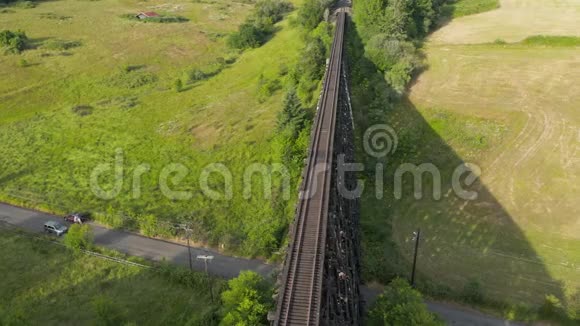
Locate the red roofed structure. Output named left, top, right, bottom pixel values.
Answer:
left=136, top=12, right=160, bottom=19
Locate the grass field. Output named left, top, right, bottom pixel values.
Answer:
left=431, top=0, right=580, bottom=44
left=0, top=0, right=306, bottom=257
left=0, top=227, right=219, bottom=325
left=360, top=0, right=580, bottom=319
left=442, top=0, right=500, bottom=19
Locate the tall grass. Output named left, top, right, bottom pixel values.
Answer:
left=0, top=229, right=221, bottom=325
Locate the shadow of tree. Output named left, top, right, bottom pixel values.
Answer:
left=345, top=18, right=572, bottom=319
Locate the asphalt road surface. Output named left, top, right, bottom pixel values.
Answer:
left=0, top=203, right=275, bottom=279
left=0, top=202, right=522, bottom=325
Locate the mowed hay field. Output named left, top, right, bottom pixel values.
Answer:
left=432, top=0, right=580, bottom=44
left=0, top=0, right=304, bottom=256
left=367, top=0, right=580, bottom=311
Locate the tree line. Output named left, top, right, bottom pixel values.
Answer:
left=228, top=0, right=294, bottom=49
left=353, top=0, right=447, bottom=94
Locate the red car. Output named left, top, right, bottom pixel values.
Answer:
left=64, top=212, right=90, bottom=224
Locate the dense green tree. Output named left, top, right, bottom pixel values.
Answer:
left=296, top=37, right=326, bottom=101
left=367, top=278, right=443, bottom=326
left=297, top=0, right=333, bottom=31
left=309, top=21, right=334, bottom=51
left=228, top=22, right=270, bottom=49
left=254, top=0, right=293, bottom=24
left=412, top=0, right=436, bottom=36
left=365, top=34, right=419, bottom=72
left=220, top=271, right=273, bottom=326
left=384, top=59, right=414, bottom=94
left=353, top=0, right=445, bottom=97
left=63, top=224, right=93, bottom=251
left=228, top=0, right=292, bottom=50
left=353, top=0, right=387, bottom=41
left=382, top=0, right=413, bottom=40
left=278, top=88, right=306, bottom=133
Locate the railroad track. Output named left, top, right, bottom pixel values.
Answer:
left=274, top=10, right=347, bottom=326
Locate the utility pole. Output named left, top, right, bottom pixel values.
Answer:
left=197, top=255, right=215, bottom=303
left=186, top=233, right=193, bottom=271
left=175, top=223, right=194, bottom=271
left=411, top=228, right=421, bottom=287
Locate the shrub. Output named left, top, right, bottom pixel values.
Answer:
left=539, top=294, right=566, bottom=320
left=120, top=13, right=188, bottom=23
left=174, top=78, right=183, bottom=92
left=0, top=307, right=29, bottom=325
left=365, top=35, right=419, bottom=72
left=155, top=262, right=211, bottom=291
left=139, top=214, right=158, bottom=237
left=227, top=0, right=291, bottom=50
left=384, top=59, right=415, bottom=95
left=145, top=15, right=188, bottom=23
left=39, top=12, right=72, bottom=20
left=277, top=88, right=306, bottom=133
left=42, top=39, right=81, bottom=51
left=462, top=278, right=484, bottom=304
left=568, top=289, right=580, bottom=321
left=367, top=278, right=443, bottom=325
left=364, top=34, right=421, bottom=95
left=188, top=68, right=206, bottom=83
left=253, top=0, right=293, bottom=23
left=71, top=105, right=94, bottom=116
left=0, top=29, right=28, bottom=54
left=108, top=69, right=158, bottom=89
left=96, top=212, right=124, bottom=229
left=278, top=63, right=288, bottom=76
left=256, top=75, right=281, bottom=102
left=63, top=224, right=93, bottom=251
left=92, top=295, right=127, bottom=326
left=227, top=22, right=271, bottom=49
left=297, top=0, right=332, bottom=31
left=13, top=0, right=36, bottom=8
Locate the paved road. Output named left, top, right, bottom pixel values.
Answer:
left=0, top=203, right=275, bottom=279
left=361, top=287, right=522, bottom=326
left=426, top=302, right=522, bottom=326
left=0, top=202, right=523, bottom=325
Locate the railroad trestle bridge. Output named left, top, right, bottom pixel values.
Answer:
left=273, top=10, right=362, bottom=326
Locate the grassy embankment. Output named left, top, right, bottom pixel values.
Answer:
left=0, top=0, right=306, bottom=258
